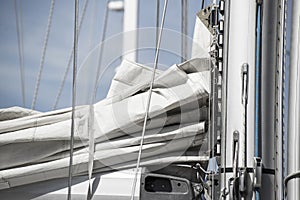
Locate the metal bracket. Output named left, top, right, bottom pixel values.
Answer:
left=239, top=168, right=247, bottom=195
left=228, top=131, right=240, bottom=199
left=253, top=157, right=262, bottom=189
left=257, top=0, right=263, bottom=5
left=232, top=131, right=239, bottom=178
left=241, top=63, right=249, bottom=105
left=228, top=178, right=236, bottom=200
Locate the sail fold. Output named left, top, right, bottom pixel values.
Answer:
left=0, top=58, right=210, bottom=189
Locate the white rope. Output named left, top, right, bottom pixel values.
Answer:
left=156, top=0, right=160, bottom=46
left=130, top=0, right=168, bottom=199
left=181, top=0, right=188, bottom=62
left=93, top=0, right=110, bottom=96
left=31, top=0, right=55, bottom=110
left=14, top=0, right=25, bottom=107
left=67, top=0, right=79, bottom=199
left=52, top=0, right=89, bottom=110
left=87, top=0, right=110, bottom=195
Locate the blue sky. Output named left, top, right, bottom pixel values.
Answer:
left=0, top=0, right=203, bottom=111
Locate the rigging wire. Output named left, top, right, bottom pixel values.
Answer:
left=93, top=0, right=110, bottom=96
left=52, top=0, right=89, bottom=110
left=31, top=0, right=55, bottom=110
left=67, top=0, right=79, bottom=199
left=130, top=0, right=168, bottom=199
left=181, top=0, right=188, bottom=62
left=14, top=0, right=25, bottom=107
left=156, top=0, right=160, bottom=46
left=201, top=0, right=205, bottom=9
left=87, top=0, right=110, bottom=195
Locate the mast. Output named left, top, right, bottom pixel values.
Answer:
left=220, top=0, right=257, bottom=198
left=286, top=0, right=300, bottom=199
left=260, top=0, right=287, bottom=199
left=122, top=0, right=138, bottom=62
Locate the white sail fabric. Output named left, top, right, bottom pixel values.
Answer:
left=107, top=59, right=163, bottom=98
left=0, top=106, right=40, bottom=121
left=0, top=58, right=210, bottom=189
left=191, top=13, right=213, bottom=59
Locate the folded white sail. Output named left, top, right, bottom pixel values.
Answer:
left=0, top=58, right=210, bottom=189
left=0, top=106, right=40, bottom=121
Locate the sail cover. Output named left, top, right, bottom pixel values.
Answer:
left=0, top=58, right=210, bottom=189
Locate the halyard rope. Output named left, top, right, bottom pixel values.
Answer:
left=31, top=0, right=55, bottom=110
left=14, top=0, right=25, bottom=107
left=52, top=0, right=89, bottom=110
left=130, top=0, right=168, bottom=199
left=67, top=0, right=79, bottom=199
